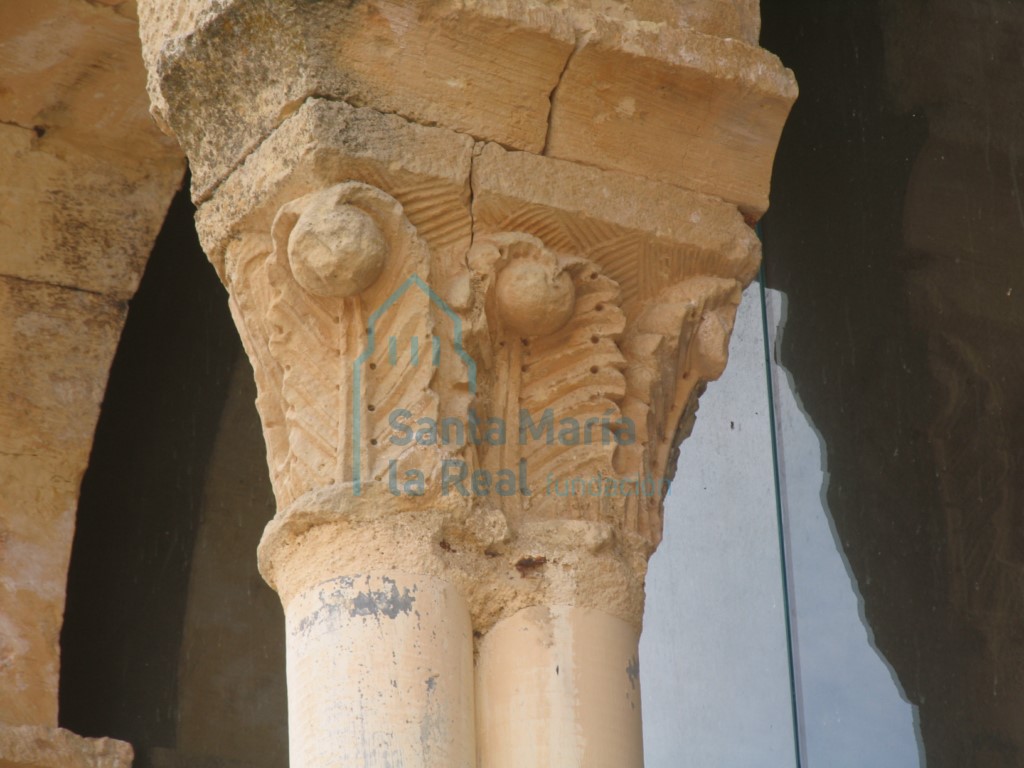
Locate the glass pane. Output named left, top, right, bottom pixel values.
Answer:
left=641, top=282, right=797, bottom=767
left=767, top=288, right=924, bottom=767
left=762, top=1, right=1024, bottom=764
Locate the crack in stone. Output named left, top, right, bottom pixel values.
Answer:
left=196, top=90, right=495, bottom=207
left=193, top=89, right=345, bottom=205
left=82, top=0, right=138, bottom=22
left=0, top=119, right=45, bottom=138
left=196, top=92, right=486, bottom=206
left=542, top=38, right=583, bottom=156
left=467, top=141, right=484, bottom=252
left=0, top=272, right=112, bottom=299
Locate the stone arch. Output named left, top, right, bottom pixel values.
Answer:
left=0, top=2, right=182, bottom=761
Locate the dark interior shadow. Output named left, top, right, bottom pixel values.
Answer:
left=59, top=182, right=288, bottom=766
left=761, top=0, right=1024, bottom=764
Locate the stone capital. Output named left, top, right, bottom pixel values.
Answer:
left=197, top=97, right=763, bottom=627
left=138, top=2, right=795, bottom=764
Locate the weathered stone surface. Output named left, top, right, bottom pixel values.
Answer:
left=472, top=141, right=762, bottom=293
left=0, top=279, right=127, bottom=727
left=139, top=0, right=764, bottom=199
left=191, top=100, right=475, bottom=515
left=0, top=0, right=151, bottom=146
left=0, top=125, right=178, bottom=298
left=138, top=0, right=762, bottom=87
left=141, top=0, right=575, bottom=198
left=283, top=571, right=475, bottom=767
left=653, top=0, right=762, bottom=42
left=0, top=0, right=795, bottom=759
left=195, top=99, right=475, bottom=276
left=476, top=606, right=644, bottom=767
left=0, top=0, right=182, bottom=296
left=225, top=112, right=755, bottom=768
left=545, top=19, right=796, bottom=215
left=140, top=0, right=793, bottom=212
left=0, top=724, right=132, bottom=768
left=196, top=97, right=756, bottom=548
left=0, top=0, right=184, bottom=730
left=466, top=144, right=758, bottom=542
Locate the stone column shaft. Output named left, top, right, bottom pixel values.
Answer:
left=476, top=606, right=644, bottom=767
left=284, top=572, right=473, bottom=767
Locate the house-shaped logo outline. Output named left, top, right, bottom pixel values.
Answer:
left=352, top=274, right=477, bottom=495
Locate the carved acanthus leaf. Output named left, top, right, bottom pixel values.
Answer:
left=464, top=233, right=628, bottom=523
left=618, top=276, right=741, bottom=545
left=260, top=182, right=441, bottom=508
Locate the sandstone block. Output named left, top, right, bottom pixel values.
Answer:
left=0, top=125, right=178, bottom=298
left=545, top=20, right=797, bottom=216
left=148, top=0, right=576, bottom=198
left=471, top=141, right=762, bottom=308
left=0, top=725, right=132, bottom=768
left=0, top=279, right=125, bottom=726
left=195, top=98, right=475, bottom=276
left=0, top=0, right=183, bottom=297
left=142, top=0, right=793, bottom=213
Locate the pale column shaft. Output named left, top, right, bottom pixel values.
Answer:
left=477, top=606, right=644, bottom=767
left=285, top=572, right=474, bottom=768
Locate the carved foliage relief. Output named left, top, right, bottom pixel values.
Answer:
left=226, top=181, right=742, bottom=547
